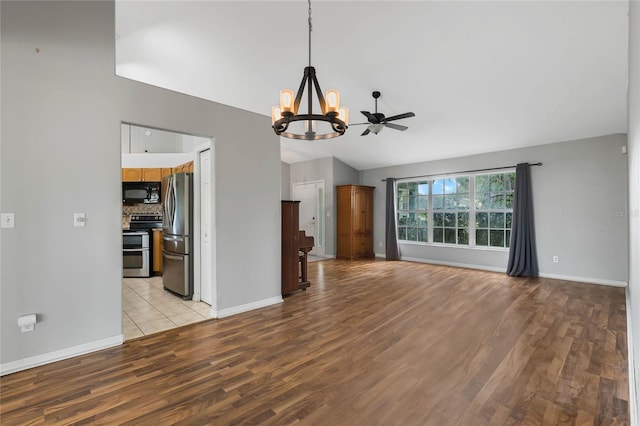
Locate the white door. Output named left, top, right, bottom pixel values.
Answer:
left=199, top=149, right=213, bottom=305
left=293, top=181, right=325, bottom=257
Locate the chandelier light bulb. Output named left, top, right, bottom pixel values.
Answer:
left=280, top=89, right=295, bottom=114
left=325, top=89, right=340, bottom=113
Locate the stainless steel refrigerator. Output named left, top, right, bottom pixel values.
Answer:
left=162, top=172, right=194, bottom=299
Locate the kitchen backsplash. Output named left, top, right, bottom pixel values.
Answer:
left=122, top=205, right=163, bottom=229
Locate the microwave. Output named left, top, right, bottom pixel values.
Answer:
left=122, top=181, right=161, bottom=204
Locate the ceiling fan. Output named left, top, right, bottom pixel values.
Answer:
left=350, top=91, right=415, bottom=136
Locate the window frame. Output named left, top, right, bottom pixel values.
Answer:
left=395, top=169, right=515, bottom=251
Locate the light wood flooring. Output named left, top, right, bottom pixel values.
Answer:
left=0, top=259, right=629, bottom=425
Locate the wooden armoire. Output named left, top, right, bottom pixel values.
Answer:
left=281, top=201, right=310, bottom=294
left=336, top=185, right=375, bottom=260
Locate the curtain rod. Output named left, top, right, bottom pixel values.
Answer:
left=381, top=162, right=542, bottom=182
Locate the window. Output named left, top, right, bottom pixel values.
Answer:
left=396, top=171, right=515, bottom=249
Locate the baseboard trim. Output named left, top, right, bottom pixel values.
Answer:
left=210, top=296, right=283, bottom=319
left=627, top=287, right=638, bottom=426
left=0, top=334, right=124, bottom=376
left=537, top=273, right=627, bottom=287
left=400, top=256, right=506, bottom=273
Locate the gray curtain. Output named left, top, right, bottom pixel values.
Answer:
left=507, top=163, right=538, bottom=276
left=385, top=178, right=400, bottom=260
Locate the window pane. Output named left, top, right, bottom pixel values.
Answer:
left=457, top=195, right=470, bottom=210
left=505, top=192, right=514, bottom=209
left=458, top=212, right=469, bottom=227
left=418, top=228, right=428, bottom=242
left=433, top=228, right=444, bottom=243
left=506, top=230, right=511, bottom=247
left=398, top=212, right=408, bottom=226
left=408, top=212, right=417, bottom=226
left=458, top=229, right=469, bottom=245
left=408, top=182, right=417, bottom=195
left=490, top=174, right=504, bottom=191
left=476, top=229, right=488, bottom=245
left=417, top=212, right=428, bottom=227
left=444, top=195, right=457, bottom=209
left=409, top=195, right=417, bottom=210
left=433, top=212, right=443, bottom=227
left=398, top=197, right=408, bottom=210
left=444, top=213, right=456, bottom=227
left=418, top=196, right=428, bottom=209
left=475, top=193, right=489, bottom=210
left=407, top=227, right=417, bottom=241
left=475, top=175, right=489, bottom=192
left=444, top=178, right=456, bottom=194
left=490, top=193, right=505, bottom=209
left=433, top=195, right=444, bottom=210
left=505, top=212, right=512, bottom=229
left=490, top=212, right=504, bottom=228
left=398, top=227, right=407, bottom=240
left=506, top=172, right=516, bottom=191
left=490, top=230, right=504, bottom=247
left=476, top=212, right=488, bottom=228
left=457, top=177, right=469, bottom=193
left=444, top=228, right=456, bottom=244
left=418, top=182, right=429, bottom=196
left=432, top=179, right=444, bottom=195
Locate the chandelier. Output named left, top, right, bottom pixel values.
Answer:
left=272, top=0, right=348, bottom=140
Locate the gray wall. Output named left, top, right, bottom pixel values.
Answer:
left=281, top=162, right=291, bottom=200
left=289, top=157, right=359, bottom=256
left=1, top=1, right=281, bottom=366
left=360, top=134, right=629, bottom=284
left=628, top=0, right=640, bottom=419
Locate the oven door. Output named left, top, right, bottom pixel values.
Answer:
left=123, top=248, right=150, bottom=277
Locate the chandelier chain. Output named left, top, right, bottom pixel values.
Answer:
left=308, top=0, right=312, bottom=68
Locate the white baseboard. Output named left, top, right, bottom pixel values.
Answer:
left=375, top=253, right=385, bottom=259
left=400, top=256, right=506, bottom=273
left=210, top=296, right=283, bottom=319
left=538, top=272, right=627, bottom=287
left=398, top=256, right=628, bottom=287
left=627, top=287, right=638, bottom=426
left=0, top=334, right=124, bottom=376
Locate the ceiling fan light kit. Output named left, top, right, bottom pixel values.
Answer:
left=272, top=0, right=348, bottom=141
left=351, top=91, right=416, bottom=136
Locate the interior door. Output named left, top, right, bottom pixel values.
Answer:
left=293, top=181, right=324, bottom=257
left=199, top=149, right=212, bottom=305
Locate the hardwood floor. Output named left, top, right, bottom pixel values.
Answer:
left=0, top=260, right=629, bottom=425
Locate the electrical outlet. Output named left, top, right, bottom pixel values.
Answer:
left=74, top=213, right=86, bottom=227
left=553, top=256, right=559, bottom=263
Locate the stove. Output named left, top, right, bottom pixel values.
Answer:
left=128, top=214, right=163, bottom=231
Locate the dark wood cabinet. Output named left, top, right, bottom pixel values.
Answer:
left=282, top=201, right=310, bottom=294
left=337, top=185, right=375, bottom=260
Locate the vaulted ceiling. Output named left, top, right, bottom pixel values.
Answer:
left=115, top=1, right=628, bottom=170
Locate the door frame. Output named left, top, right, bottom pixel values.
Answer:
left=292, top=180, right=325, bottom=257
left=192, top=139, right=216, bottom=313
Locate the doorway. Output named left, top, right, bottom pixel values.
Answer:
left=292, top=180, right=325, bottom=257
left=121, top=124, right=215, bottom=340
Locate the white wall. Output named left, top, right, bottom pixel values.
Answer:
left=281, top=162, right=291, bottom=200
left=0, top=0, right=281, bottom=372
left=627, top=0, right=640, bottom=420
left=360, top=134, right=628, bottom=285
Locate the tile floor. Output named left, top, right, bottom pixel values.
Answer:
left=123, top=276, right=211, bottom=340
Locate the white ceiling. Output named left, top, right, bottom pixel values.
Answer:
left=115, top=1, right=629, bottom=170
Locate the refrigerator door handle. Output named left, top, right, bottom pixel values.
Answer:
left=163, top=252, right=184, bottom=261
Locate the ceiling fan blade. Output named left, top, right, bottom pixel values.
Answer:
left=349, top=122, right=369, bottom=126
left=384, top=122, right=409, bottom=131
left=361, top=128, right=371, bottom=136
left=360, top=111, right=379, bottom=123
left=384, top=112, right=415, bottom=122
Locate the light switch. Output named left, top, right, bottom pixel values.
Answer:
left=1, top=213, right=15, bottom=228
left=74, top=213, right=86, bottom=227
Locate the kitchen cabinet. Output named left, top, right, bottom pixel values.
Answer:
left=172, top=161, right=194, bottom=174
left=161, top=168, right=172, bottom=179
left=152, top=229, right=163, bottom=274
left=122, top=168, right=163, bottom=182
left=336, top=185, right=375, bottom=260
